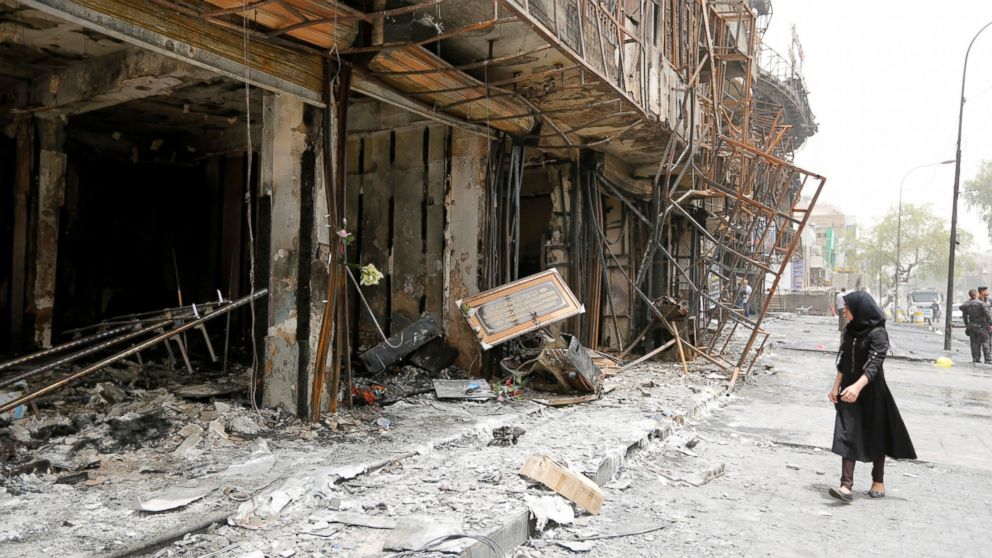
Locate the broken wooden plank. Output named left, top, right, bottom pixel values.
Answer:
left=620, top=338, right=676, bottom=371
left=519, top=454, right=605, bottom=515
left=358, top=315, right=441, bottom=373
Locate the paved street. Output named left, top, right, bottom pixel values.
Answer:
left=530, top=314, right=992, bottom=558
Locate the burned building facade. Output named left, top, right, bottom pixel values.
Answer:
left=0, top=0, right=820, bottom=417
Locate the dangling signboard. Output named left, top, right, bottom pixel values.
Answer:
left=456, top=269, right=584, bottom=350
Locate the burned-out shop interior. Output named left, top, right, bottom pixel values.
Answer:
left=0, top=0, right=827, bottom=553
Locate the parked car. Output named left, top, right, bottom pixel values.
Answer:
left=951, top=303, right=964, bottom=327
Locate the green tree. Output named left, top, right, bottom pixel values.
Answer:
left=964, top=160, right=992, bottom=242
left=847, top=204, right=972, bottom=303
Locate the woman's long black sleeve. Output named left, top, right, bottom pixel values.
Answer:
left=862, top=329, right=889, bottom=382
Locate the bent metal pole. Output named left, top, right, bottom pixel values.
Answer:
left=0, top=290, right=268, bottom=415
left=0, top=323, right=141, bottom=372
left=0, top=319, right=172, bottom=390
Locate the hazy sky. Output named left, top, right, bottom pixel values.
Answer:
left=762, top=1, right=992, bottom=244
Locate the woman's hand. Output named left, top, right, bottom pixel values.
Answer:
left=840, top=384, right=861, bottom=403
left=828, top=387, right=839, bottom=403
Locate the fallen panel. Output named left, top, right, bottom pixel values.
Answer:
left=457, top=269, right=584, bottom=350
left=359, top=315, right=442, bottom=374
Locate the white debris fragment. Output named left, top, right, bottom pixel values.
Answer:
left=134, top=484, right=215, bottom=513
left=9, top=424, right=31, bottom=444
left=524, top=494, right=575, bottom=531
left=173, top=434, right=203, bottom=459
left=229, top=477, right=311, bottom=529
left=208, top=418, right=228, bottom=439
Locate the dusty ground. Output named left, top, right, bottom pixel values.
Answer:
left=3, top=314, right=990, bottom=558
left=529, top=314, right=992, bottom=558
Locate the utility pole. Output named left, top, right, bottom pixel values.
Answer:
left=945, top=20, right=992, bottom=351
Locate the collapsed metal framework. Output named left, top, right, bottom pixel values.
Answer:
left=0, top=291, right=268, bottom=414
left=600, top=1, right=825, bottom=387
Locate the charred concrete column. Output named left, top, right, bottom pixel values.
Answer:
left=443, top=128, right=487, bottom=370
left=259, top=91, right=319, bottom=414
left=30, top=116, right=66, bottom=348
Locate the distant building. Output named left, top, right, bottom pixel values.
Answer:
left=808, top=203, right=858, bottom=288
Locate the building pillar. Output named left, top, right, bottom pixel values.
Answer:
left=10, top=116, right=33, bottom=351
left=30, top=116, right=66, bottom=348
left=444, top=128, right=487, bottom=370
left=259, top=91, right=318, bottom=414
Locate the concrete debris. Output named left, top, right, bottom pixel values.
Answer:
left=178, top=423, right=204, bottom=438
left=230, top=477, right=311, bottom=530
left=208, top=418, right=228, bottom=440
left=383, top=516, right=464, bottom=551
left=9, top=425, right=30, bottom=444
left=229, top=416, right=260, bottom=436
left=490, top=426, right=526, bottom=447
left=525, top=494, right=575, bottom=531
left=134, top=484, right=216, bottom=512
left=556, top=540, right=594, bottom=553
left=173, top=383, right=245, bottom=400
left=173, top=433, right=202, bottom=459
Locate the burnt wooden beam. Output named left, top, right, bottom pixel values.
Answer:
left=14, top=48, right=216, bottom=116
left=19, top=0, right=325, bottom=105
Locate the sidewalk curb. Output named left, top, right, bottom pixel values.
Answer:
left=122, top=403, right=548, bottom=558
left=460, top=387, right=726, bottom=557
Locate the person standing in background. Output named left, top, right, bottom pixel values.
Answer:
left=835, top=288, right=848, bottom=333
left=961, top=289, right=992, bottom=364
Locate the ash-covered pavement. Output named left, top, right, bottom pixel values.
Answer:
left=530, top=314, right=992, bottom=557
left=4, top=314, right=991, bottom=558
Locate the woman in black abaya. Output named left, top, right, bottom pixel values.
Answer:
left=828, top=290, right=916, bottom=502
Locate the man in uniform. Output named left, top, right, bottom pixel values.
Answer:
left=961, top=289, right=992, bottom=364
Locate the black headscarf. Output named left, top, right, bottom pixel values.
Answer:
left=843, top=290, right=886, bottom=337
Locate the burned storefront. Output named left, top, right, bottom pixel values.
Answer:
left=0, top=0, right=821, bottom=419
left=0, top=0, right=826, bottom=553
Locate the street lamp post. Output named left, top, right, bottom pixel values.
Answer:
left=944, top=20, right=992, bottom=351
left=895, top=161, right=954, bottom=322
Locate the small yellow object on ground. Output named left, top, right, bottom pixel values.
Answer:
left=935, top=357, right=953, bottom=368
